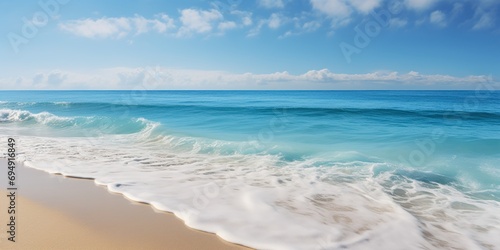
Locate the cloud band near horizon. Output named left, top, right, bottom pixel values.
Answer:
left=1, top=67, right=496, bottom=90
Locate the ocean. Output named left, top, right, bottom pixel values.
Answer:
left=1, top=90, right=499, bottom=249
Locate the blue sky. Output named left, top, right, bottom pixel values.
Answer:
left=0, top=0, right=499, bottom=90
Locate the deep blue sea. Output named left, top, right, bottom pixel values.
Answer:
left=1, top=90, right=499, bottom=249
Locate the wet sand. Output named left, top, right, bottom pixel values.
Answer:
left=0, top=160, right=250, bottom=250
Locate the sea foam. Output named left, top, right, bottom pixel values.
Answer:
left=6, top=133, right=499, bottom=250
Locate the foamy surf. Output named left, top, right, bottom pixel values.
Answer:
left=1, top=90, right=499, bottom=249
left=5, top=133, right=499, bottom=250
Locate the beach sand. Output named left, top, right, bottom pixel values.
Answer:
left=0, top=160, right=250, bottom=250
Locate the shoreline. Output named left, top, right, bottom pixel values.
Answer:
left=0, top=159, right=250, bottom=249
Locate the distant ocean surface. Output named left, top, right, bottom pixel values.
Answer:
left=1, top=90, right=499, bottom=249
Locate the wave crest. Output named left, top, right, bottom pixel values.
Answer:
left=0, top=109, right=159, bottom=136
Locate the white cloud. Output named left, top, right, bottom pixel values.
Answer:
left=248, top=20, right=266, bottom=37
left=297, top=69, right=485, bottom=83
left=310, top=0, right=353, bottom=28
left=310, top=0, right=381, bottom=27
left=430, top=10, right=446, bottom=27
left=242, top=16, right=253, bottom=26
left=218, top=21, right=237, bottom=31
left=248, top=13, right=288, bottom=36
left=60, top=10, right=259, bottom=39
left=310, top=0, right=381, bottom=16
left=302, top=21, right=322, bottom=31
left=231, top=10, right=253, bottom=26
left=405, top=0, right=438, bottom=10
left=472, top=13, right=494, bottom=30
left=307, top=0, right=498, bottom=31
left=349, top=0, right=382, bottom=13
left=258, top=0, right=285, bottom=9
left=450, top=3, right=464, bottom=19
left=1, top=68, right=494, bottom=90
left=134, top=14, right=174, bottom=34
left=311, top=0, right=351, bottom=19
left=281, top=16, right=322, bottom=38
left=59, top=14, right=175, bottom=39
left=389, top=18, right=408, bottom=28
left=177, top=9, right=223, bottom=36
left=473, top=11, right=495, bottom=30
left=29, top=71, right=67, bottom=89
left=56, top=1, right=500, bottom=41
left=415, top=18, right=426, bottom=26
left=268, top=13, right=283, bottom=29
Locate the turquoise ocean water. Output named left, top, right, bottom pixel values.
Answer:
left=1, top=90, right=499, bottom=249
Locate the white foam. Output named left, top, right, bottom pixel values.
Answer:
left=3, top=134, right=500, bottom=250
left=0, top=109, right=72, bottom=124
left=0, top=109, right=32, bottom=122
left=53, top=102, right=71, bottom=106
left=0, top=109, right=160, bottom=138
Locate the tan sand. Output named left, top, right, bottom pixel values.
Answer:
left=0, top=160, right=250, bottom=250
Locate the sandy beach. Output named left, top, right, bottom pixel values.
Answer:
left=0, top=159, right=250, bottom=250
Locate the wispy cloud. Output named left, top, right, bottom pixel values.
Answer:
left=310, top=0, right=352, bottom=26
left=1, top=67, right=494, bottom=90
left=405, top=0, right=438, bottom=11
left=268, top=13, right=284, bottom=29
left=177, top=9, right=223, bottom=36
left=310, top=0, right=382, bottom=17
left=450, top=3, right=464, bottom=19
left=309, top=0, right=382, bottom=28
left=218, top=21, right=237, bottom=31
left=231, top=10, right=253, bottom=26
left=472, top=10, right=495, bottom=30
left=349, top=0, right=382, bottom=13
left=281, top=19, right=322, bottom=38
left=59, top=14, right=175, bottom=39
left=57, top=0, right=499, bottom=40
left=389, top=18, right=408, bottom=28
left=248, top=13, right=288, bottom=36
left=258, top=0, right=285, bottom=9
left=430, top=10, right=446, bottom=27
left=473, top=14, right=494, bottom=30
left=59, top=9, right=252, bottom=39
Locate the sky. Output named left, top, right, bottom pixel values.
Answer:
left=0, top=0, right=499, bottom=90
